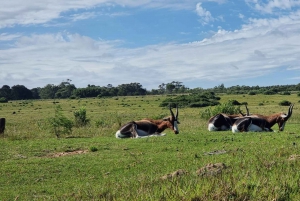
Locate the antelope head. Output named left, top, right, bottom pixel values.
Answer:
left=163, top=104, right=180, bottom=134
left=277, top=104, right=294, bottom=131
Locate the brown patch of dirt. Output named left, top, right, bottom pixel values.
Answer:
left=161, top=169, right=188, bottom=180
left=196, top=163, right=226, bottom=176
left=47, top=150, right=88, bottom=158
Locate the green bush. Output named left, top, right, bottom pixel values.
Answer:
left=280, top=91, right=291, bottom=95
left=74, top=107, right=90, bottom=127
left=0, top=97, right=8, bottom=103
left=279, top=100, right=291, bottom=106
left=48, top=105, right=73, bottom=138
left=89, top=146, right=98, bottom=152
left=263, top=90, right=276, bottom=95
left=160, top=92, right=220, bottom=108
left=248, top=91, right=256, bottom=95
left=200, top=101, right=245, bottom=119
left=228, top=99, right=241, bottom=105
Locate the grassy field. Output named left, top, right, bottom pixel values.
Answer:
left=0, top=94, right=300, bottom=200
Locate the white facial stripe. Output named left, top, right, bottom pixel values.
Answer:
left=174, top=121, right=179, bottom=132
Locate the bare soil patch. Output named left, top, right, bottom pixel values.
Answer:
left=47, top=150, right=88, bottom=158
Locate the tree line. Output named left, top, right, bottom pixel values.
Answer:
left=0, top=80, right=300, bottom=102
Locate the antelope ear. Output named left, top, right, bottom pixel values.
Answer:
left=163, top=117, right=170, bottom=121
left=176, top=120, right=180, bottom=124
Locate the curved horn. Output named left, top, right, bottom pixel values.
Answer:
left=284, top=104, right=294, bottom=120
left=245, top=105, right=249, bottom=116
left=175, top=104, right=178, bottom=118
left=169, top=104, right=175, bottom=117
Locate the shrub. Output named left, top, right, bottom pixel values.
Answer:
left=0, top=97, right=8, bottom=103
left=279, top=100, right=291, bottom=106
left=263, top=90, right=276, bottom=95
left=200, top=101, right=245, bottom=119
left=160, top=92, right=220, bottom=108
left=228, top=99, right=241, bottom=105
left=280, top=91, right=291, bottom=95
left=48, top=105, right=73, bottom=138
left=74, top=107, right=90, bottom=127
left=90, top=146, right=98, bottom=152
left=248, top=91, right=256, bottom=95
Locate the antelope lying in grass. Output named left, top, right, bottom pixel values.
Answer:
left=208, top=105, right=249, bottom=131
left=115, top=105, right=179, bottom=138
left=232, top=104, right=294, bottom=133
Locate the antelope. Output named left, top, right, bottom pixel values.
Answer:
left=232, top=104, right=294, bottom=133
left=115, top=105, right=179, bottom=138
left=208, top=105, right=249, bottom=131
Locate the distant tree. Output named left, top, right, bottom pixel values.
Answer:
left=0, top=85, right=12, bottom=100
left=55, top=81, right=76, bottom=98
left=39, top=84, right=59, bottom=99
left=11, top=85, right=33, bottom=100
left=158, top=83, right=166, bottom=94
left=31, top=88, right=41, bottom=99
left=117, top=83, right=146, bottom=96
left=166, top=83, right=176, bottom=94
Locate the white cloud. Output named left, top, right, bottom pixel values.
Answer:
left=71, top=12, right=97, bottom=21
left=1, top=9, right=300, bottom=90
left=196, top=3, right=214, bottom=25
left=1, top=1, right=300, bottom=89
left=0, top=0, right=219, bottom=28
left=246, top=0, right=300, bottom=14
left=0, top=33, right=22, bottom=41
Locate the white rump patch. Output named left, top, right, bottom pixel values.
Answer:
left=231, top=125, right=239, bottom=133
left=115, top=130, right=128, bottom=138
left=209, top=123, right=229, bottom=131
left=208, top=123, right=217, bottom=131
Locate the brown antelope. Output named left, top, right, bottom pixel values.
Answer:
left=115, top=105, right=179, bottom=138
left=232, top=104, right=294, bottom=133
left=208, top=105, right=249, bottom=131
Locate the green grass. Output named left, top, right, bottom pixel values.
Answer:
left=0, top=94, right=300, bottom=200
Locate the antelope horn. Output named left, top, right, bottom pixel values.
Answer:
left=245, top=105, right=249, bottom=116
left=169, top=104, right=175, bottom=117
left=284, top=104, right=294, bottom=120
left=175, top=104, right=178, bottom=118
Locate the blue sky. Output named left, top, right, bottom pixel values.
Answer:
left=1, top=0, right=300, bottom=90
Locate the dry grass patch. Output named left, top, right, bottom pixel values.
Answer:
left=47, top=149, right=88, bottom=157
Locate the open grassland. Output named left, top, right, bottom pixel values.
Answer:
left=1, top=94, right=300, bottom=200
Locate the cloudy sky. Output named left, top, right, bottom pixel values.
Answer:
left=1, top=0, right=300, bottom=90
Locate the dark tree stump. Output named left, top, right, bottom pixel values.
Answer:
left=0, top=118, right=6, bottom=134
